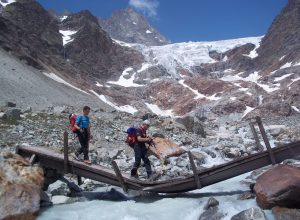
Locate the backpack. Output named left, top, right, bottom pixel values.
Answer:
left=125, top=127, right=137, bottom=148
left=69, top=114, right=82, bottom=133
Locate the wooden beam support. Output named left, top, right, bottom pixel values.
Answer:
left=29, top=154, right=37, bottom=165
left=249, top=122, right=264, bottom=152
left=188, top=151, right=201, bottom=189
left=63, top=131, right=69, bottom=174
left=112, top=160, right=128, bottom=192
left=256, top=116, right=276, bottom=165
left=77, top=176, right=83, bottom=185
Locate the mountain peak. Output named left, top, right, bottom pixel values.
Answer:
left=101, top=7, right=170, bottom=46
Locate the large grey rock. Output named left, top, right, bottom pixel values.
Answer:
left=6, top=101, right=16, bottom=107
left=231, top=207, right=266, bottom=220
left=224, top=147, right=241, bottom=158
left=204, top=197, right=219, bottom=210
left=199, top=207, right=224, bottom=220
left=53, top=106, right=67, bottom=114
left=48, top=180, right=70, bottom=196
left=5, top=108, right=21, bottom=120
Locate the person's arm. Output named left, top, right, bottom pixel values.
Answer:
left=137, top=135, right=151, bottom=142
left=88, top=123, right=93, bottom=139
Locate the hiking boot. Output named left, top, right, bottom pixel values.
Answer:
left=147, top=173, right=152, bottom=178
left=83, top=160, right=92, bottom=165
left=130, top=174, right=139, bottom=179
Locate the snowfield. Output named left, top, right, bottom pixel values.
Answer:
left=131, top=36, right=263, bottom=77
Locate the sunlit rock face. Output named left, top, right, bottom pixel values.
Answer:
left=0, top=151, right=44, bottom=220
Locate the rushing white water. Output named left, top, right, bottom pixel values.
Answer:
left=38, top=173, right=274, bottom=220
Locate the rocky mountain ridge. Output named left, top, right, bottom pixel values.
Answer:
left=99, top=8, right=170, bottom=46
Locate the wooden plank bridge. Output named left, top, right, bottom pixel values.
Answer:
left=16, top=117, right=300, bottom=193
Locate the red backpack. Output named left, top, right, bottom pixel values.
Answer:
left=69, top=114, right=82, bottom=133
left=125, top=127, right=137, bottom=148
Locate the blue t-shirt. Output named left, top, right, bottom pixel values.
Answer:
left=76, top=115, right=90, bottom=129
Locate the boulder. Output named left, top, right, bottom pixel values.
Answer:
left=272, top=207, right=300, bottom=220
left=224, top=147, right=241, bottom=158
left=199, top=198, right=223, bottom=220
left=199, top=207, right=224, bottom=220
left=0, top=152, right=44, bottom=220
left=6, top=101, right=16, bottom=107
left=48, top=180, right=70, bottom=196
left=204, top=197, right=219, bottom=210
left=254, top=165, right=300, bottom=209
left=5, top=108, right=21, bottom=120
left=231, top=207, right=266, bottom=220
left=53, top=106, right=67, bottom=114
left=238, top=191, right=255, bottom=200
left=191, top=151, right=206, bottom=165
left=149, top=137, right=186, bottom=160
left=0, top=112, right=7, bottom=119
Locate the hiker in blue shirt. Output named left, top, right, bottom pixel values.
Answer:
left=73, top=106, right=92, bottom=164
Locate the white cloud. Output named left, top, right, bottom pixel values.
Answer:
left=129, top=0, right=159, bottom=17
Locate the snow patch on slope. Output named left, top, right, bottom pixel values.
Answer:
left=280, top=62, right=292, bottom=69
left=90, top=90, right=138, bottom=114
left=145, top=103, right=174, bottom=117
left=0, top=0, right=15, bottom=7
left=42, top=72, right=89, bottom=94
left=59, top=30, right=78, bottom=46
left=60, top=16, right=68, bottom=22
left=179, top=80, right=220, bottom=101
left=274, top=73, right=294, bottom=82
left=242, top=106, right=254, bottom=118
left=222, top=71, right=280, bottom=93
left=107, top=67, right=143, bottom=87
left=292, top=106, right=300, bottom=113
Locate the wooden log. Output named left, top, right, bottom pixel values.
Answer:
left=112, top=160, right=128, bottom=192
left=249, top=122, right=264, bottom=152
left=256, top=116, right=276, bottom=165
left=29, top=154, right=37, bottom=165
left=187, top=151, right=201, bottom=188
left=64, top=131, right=69, bottom=174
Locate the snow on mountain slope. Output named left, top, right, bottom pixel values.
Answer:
left=0, top=0, right=15, bottom=7
left=59, top=30, right=78, bottom=46
left=129, top=36, right=263, bottom=77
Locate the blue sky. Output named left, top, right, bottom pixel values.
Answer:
left=38, top=0, right=287, bottom=43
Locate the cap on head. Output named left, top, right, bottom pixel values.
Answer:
left=142, top=120, right=151, bottom=126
